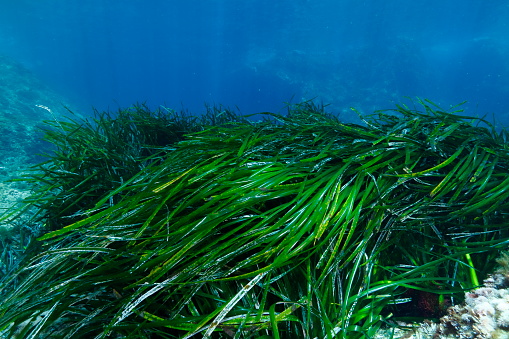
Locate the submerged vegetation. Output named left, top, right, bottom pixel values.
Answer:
left=1, top=99, right=509, bottom=338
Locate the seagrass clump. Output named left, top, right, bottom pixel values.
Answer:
left=1, top=99, right=508, bottom=338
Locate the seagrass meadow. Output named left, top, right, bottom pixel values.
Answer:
left=1, top=99, right=509, bottom=338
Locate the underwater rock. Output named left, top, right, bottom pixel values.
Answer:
left=380, top=253, right=509, bottom=338
left=0, top=55, right=76, bottom=213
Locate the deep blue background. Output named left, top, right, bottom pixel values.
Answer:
left=1, top=1, right=508, bottom=123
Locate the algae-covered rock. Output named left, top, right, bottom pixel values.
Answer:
left=379, top=253, right=509, bottom=338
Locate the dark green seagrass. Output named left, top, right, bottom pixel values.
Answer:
left=1, top=99, right=508, bottom=338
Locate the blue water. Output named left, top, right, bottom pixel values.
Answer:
left=1, top=1, right=508, bottom=123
